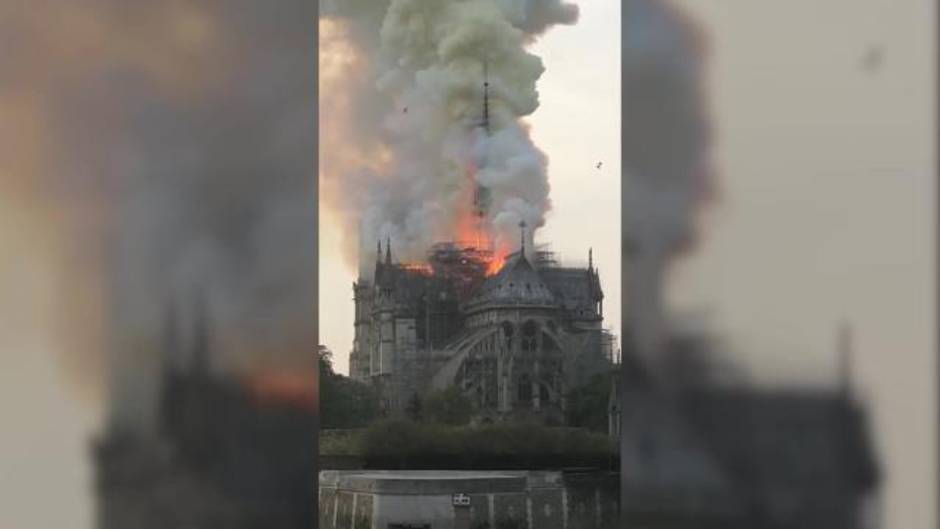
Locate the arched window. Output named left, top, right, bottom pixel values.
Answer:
left=502, top=321, right=514, bottom=350
left=521, top=321, right=538, bottom=352
left=517, top=374, right=532, bottom=404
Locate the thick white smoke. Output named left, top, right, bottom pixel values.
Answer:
left=320, top=0, right=578, bottom=273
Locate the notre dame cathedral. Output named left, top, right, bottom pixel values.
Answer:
left=348, top=229, right=617, bottom=425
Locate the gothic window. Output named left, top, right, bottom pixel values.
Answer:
left=502, top=321, right=514, bottom=350
left=521, top=321, right=538, bottom=353
left=485, top=359, right=498, bottom=407
left=540, top=383, right=550, bottom=403
left=517, top=374, right=532, bottom=404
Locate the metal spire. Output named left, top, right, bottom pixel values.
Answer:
left=377, top=240, right=382, bottom=262
left=589, top=247, right=593, bottom=270
left=482, top=59, right=490, bottom=134
left=519, top=220, right=527, bottom=257
left=385, top=237, right=391, bottom=265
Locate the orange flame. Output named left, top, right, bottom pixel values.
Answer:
left=400, top=262, right=433, bottom=275
left=486, top=255, right=506, bottom=276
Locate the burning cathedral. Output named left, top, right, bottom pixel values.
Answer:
left=349, top=234, right=614, bottom=423
left=347, top=68, right=615, bottom=423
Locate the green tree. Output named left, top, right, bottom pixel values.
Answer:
left=565, top=371, right=614, bottom=432
left=405, top=392, right=423, bottom=422
left=423, top=386, right=475, bottom=426
left=318, top=345, right=381, bottom=428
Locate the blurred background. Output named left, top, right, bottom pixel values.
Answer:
left=0, top=2, right=317, bottom=528
left=622, top=1, right=935, bottom=528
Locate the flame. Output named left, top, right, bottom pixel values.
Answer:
left=450, top=160, right=513, bottom=276
left=400, top=262, right=433, bottom=275
left=242, top=371, right=317, bottom=411
left=486, top=255, right=506, bottom=276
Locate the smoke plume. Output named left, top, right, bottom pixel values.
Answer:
left=1, top=1, right=317, bottom=433
left=320, top=0, right=579, bottom=274
left=622, top=0, right=716, bottom=369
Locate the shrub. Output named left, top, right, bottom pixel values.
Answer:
left=423, top=386, right=476, bottom=426
left=354, top=420, right=615, bottom=458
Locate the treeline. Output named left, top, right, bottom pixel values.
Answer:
left=321, top=420, right=616, bottom=459
left=318, top=345, right=616, bottom=434
left=318, top=346, right=381, bottom=429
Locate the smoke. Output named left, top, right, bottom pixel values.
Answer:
left=1, top=1, right=317, bottom=433
left=319, top=0, right=578, bottom=274
left=622, top=0, right=716, bottom=369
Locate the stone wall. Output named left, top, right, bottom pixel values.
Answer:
left=318, top=471, right=619, bottom=529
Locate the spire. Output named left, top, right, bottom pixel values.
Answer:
left=588, top=247, right=593, bottom=270
left=519, top=220, right=527, bottom=258
left=377, top=240, right=382, bottom=262
left=385, top=236, right=392, bottom=265
left=482, top=58, right=490, bottom=134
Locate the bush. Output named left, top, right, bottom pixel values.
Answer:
left=422, top=386, right=475, bottom=426
left=319, top=429, right=364, bottom=456
left=318, top=346, right=381, bottom=428
left=354, top=420, right=615, bottom=458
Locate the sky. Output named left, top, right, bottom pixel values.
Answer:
left=668, top=1, right=935, bottom=527
left=318, top=0, right=622, bottom=375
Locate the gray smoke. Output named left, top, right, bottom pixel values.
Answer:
left=2, top=1, right=317, bottom=433
left=623, top=0, right=716, bottom=370
left=320, top=0, right=578, bottom=274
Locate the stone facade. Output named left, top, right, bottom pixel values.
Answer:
left=349, top=242, right=612, bottom=424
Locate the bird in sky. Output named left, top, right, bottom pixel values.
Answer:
left=596, top=161, right=603, bottom=170
left=861, top=45, right=883, bottom=72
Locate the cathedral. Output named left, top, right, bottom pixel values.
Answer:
left=348, top=228, right=615, bottom=425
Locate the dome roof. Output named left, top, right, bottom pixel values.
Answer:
left=467, top=254, right=557, bottom=309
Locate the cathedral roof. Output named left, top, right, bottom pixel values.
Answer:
left=466, top=253, right=557, bottom=309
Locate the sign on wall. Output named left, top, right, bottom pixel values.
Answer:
left=452, top=493, right=472, bottom=507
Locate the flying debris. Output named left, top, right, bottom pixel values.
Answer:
left=596, top=162, right=603, bottom=170
left=403, top=106, right=408, bottom=113
left=860, top=45, right=883, bottom=72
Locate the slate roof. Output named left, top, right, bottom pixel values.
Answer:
left=466, top=253, right=558, bottom=309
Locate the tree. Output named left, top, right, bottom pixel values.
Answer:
left=318, top=345, right=381, bottom=428
left=423, top=386, right=475, bottom=426
left=565, top=371, right=614, bottom=433
left=405, top=392, right=423, bottom=422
